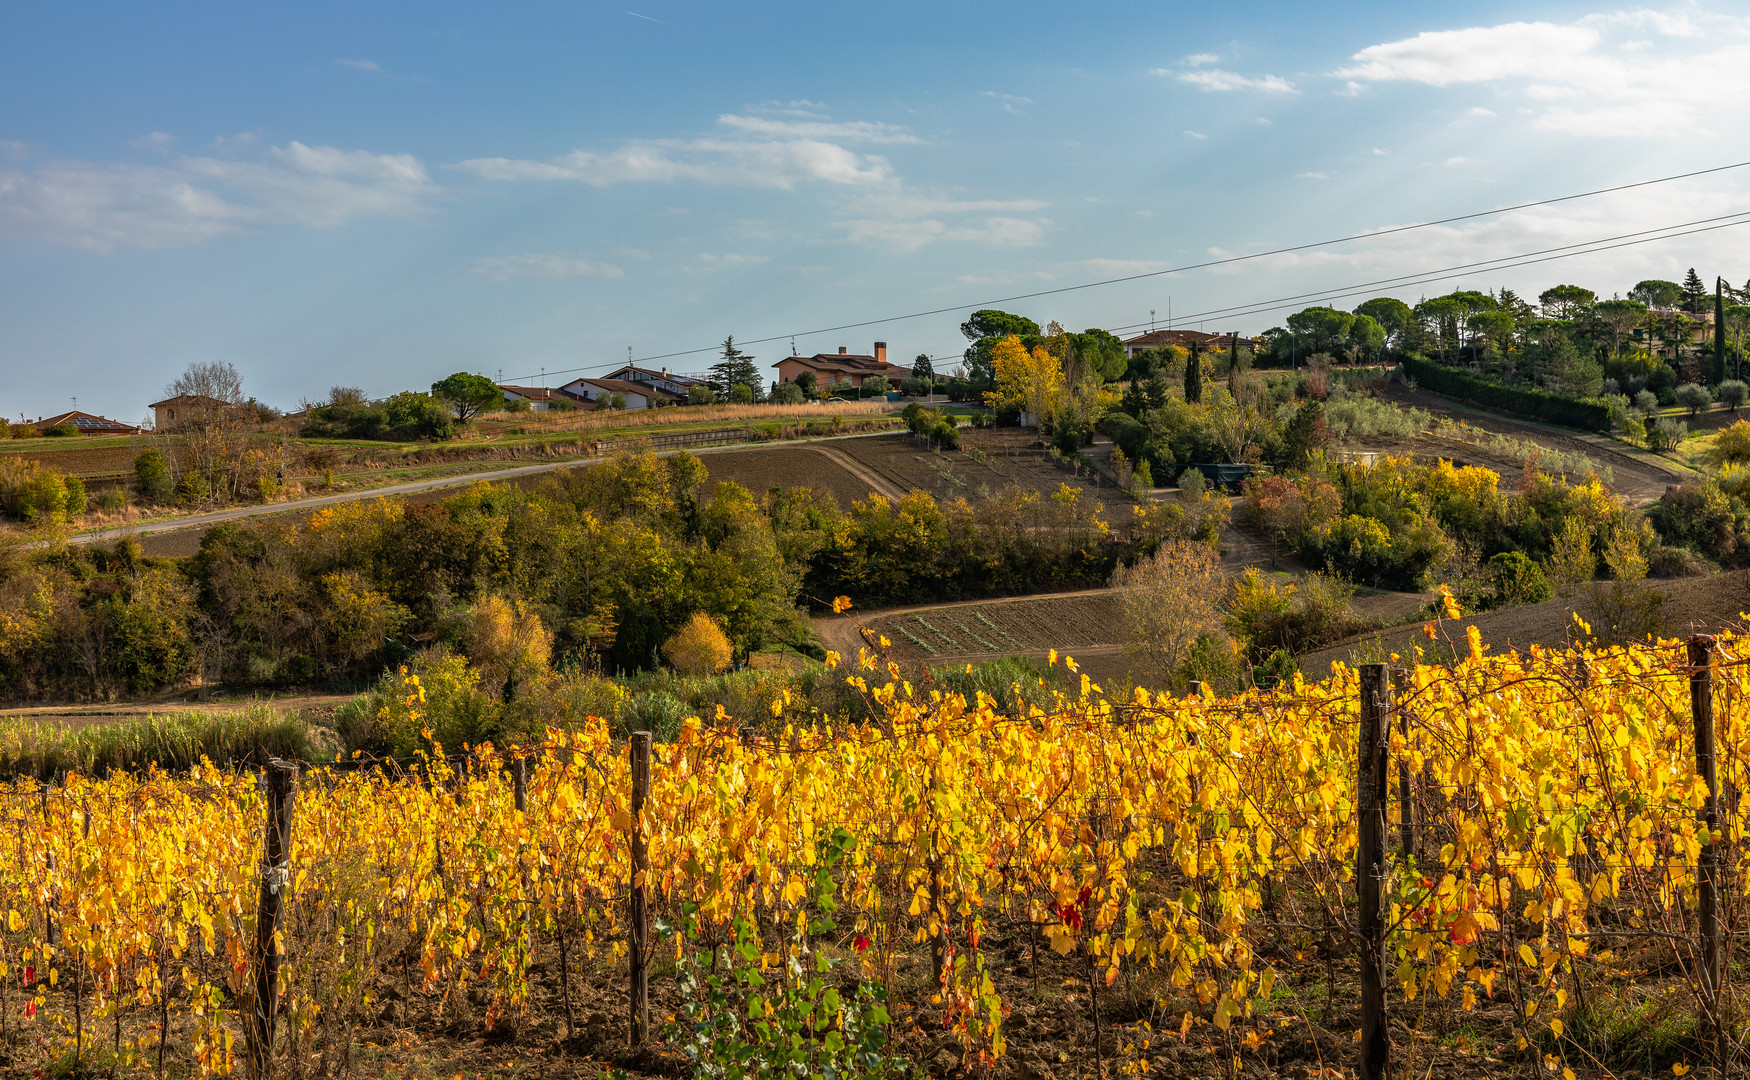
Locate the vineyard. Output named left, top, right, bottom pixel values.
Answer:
left=2, top=629, right=1749, bottom=1079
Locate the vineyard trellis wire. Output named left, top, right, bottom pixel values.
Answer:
left=1, top=629, right=1747, bottom=1078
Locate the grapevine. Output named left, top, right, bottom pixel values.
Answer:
left=0, top=634, right=1746, bottom=1075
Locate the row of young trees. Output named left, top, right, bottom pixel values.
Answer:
left=0, top=449, right=1200, bottom=699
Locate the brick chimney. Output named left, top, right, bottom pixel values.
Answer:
left=874, top=341, right=887, bottom=365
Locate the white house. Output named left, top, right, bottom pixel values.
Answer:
left=558, top=377, right=680, bottom=410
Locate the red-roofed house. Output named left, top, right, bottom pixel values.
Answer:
left=1120, top=330, right=1257, bottom=358
left=34, top=410, right=141, bottom=435
left=773, top=342, right=909, bottom=390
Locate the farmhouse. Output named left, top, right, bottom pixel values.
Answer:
left=773, top=342, right=909, bottom=390
left=1120, top=329, right=1257, bottom=358
left=557, top=377, right=681, bottom=410
left=148, top=394, right=231, bottom=431
left=33, top=410, right=141, bottom=435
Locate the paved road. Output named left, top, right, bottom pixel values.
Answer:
left=68, top=428, right=911, bottom=547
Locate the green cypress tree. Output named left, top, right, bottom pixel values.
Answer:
left=1184, top=341, right=1203, bottom=404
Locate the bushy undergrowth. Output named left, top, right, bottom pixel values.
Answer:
left=0, top=704, right=319, bottom=781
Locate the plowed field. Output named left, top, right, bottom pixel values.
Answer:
left=697, top=444, right=890, bottom=507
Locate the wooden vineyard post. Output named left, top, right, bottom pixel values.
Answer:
left=512, top=756, right=528, bottom=814
left=251, top=759, right=298, bottom=1077
left=1689, top=636, right=1725, bottom=1068
left=628, top=732, right=651, bottom=1049
left=1357, top=664, right=1391, bottom=1080
left=1392, top=668, right=1414, bottom=864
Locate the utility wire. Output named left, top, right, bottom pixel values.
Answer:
left=505, top=158, right=1750, bottom=382
left=1100, top=208, right=1750, bottom=336
left=896, top=210, right=1750, bottom=368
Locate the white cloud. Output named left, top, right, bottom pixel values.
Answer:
left=834, top=189, right=1050, bottom=251
left=130, top=132, right=177, bottom=152
left=455, top=111, right=906, bottom=189
left=336, top=59, right=381, bottom=71
left=1168, top=68, right=1297, bottom=94
left=0, top=140, right=435, bottom=251
left=1371, top=147, right=1388, bottom=156
left=1185, top=53, right=1220, bottom=66
left=714, top=114, right=919, bottom=144
left=1184, top=130, right=1208, bottom=140
left=981, top=91, right=1033, bottom=114
left=1466, top=107, right=1496, bottom=117
left=1297, top=171, right=1330, bottom=180
left=1079, top=258, right=1173, bottom=276
left=686, top=253, right=770, bottom=273
left=954, top=270, right=1053, bottom=286
left=838, top=216, right=1046, bottom=252
left=211, top=132, right=260, bottom=149
left=0, top=140, right=30, bottom=160
left=1337, top=14, right=1750, bottom=136
left=472, top=253, right=624, bottom=280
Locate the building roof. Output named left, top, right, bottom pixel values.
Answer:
left=776, top=353, right=908, bottom=376
left=148, top=393, right=231, bottom=409
left=606, top=364, right=705, bottom=387
left=567, top=376, right=685, bottom=401
left=35, top=410, right=141, bottom=434
left=497, top=384, right=562, bottom=400
left=1122, top=329, right=1258, bottom=349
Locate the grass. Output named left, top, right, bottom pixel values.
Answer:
left=471, top=400, right=900, bottom=440
left=0, top=704, right=322, bottom=781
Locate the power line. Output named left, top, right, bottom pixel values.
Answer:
left=505, top=157, right=1750, bottom=382
left=1101, top=208, right=1750, bottom=336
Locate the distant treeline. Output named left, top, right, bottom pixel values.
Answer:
left=0, top=449, right=1204, bottom=700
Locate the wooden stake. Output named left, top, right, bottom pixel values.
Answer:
left=1357, top=664, right=1391, bottom=1080
left=629, top=732, right=651, bottom=1049
left=513, top=757, right=527, bottom=814
left=1689, top=636, right=1724, bottom=1068
left=251, top=759, right=298, bottom=1077
left=1392, top=668, right=1414, bottom=865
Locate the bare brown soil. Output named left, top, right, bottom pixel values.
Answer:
left=833, top=430, right=1127, bottom=513
left=700, top=444, right=901, bottom=505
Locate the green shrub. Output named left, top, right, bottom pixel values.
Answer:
left=134, top=448, right=175, bottom=502
left=44, top=423, right=80, bottom=437
left=1645, top=417, right=1687, bottom=451
left=1674, top=382, right=1714, bottom=416
left=1486, top=551, right=1553, bottom=608
left=0, top=459, right=72, bottom=523
left=63, top=475, right=86, bottom=518
left=1401, top=353, right=1613, bottom=430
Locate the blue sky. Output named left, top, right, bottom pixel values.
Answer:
left=5, top=2, right=1750, bottom=420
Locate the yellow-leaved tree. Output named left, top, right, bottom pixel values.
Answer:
left=464, top=594, right=552, bottom=696
left=662, top=611, right=733, bottom=676
left=984, top=334, right=1061, bottom=427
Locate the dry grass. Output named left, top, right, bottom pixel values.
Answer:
left=479, top=400, right=900, bottom=436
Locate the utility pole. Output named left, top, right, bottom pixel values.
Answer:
left=1150, top=309, right=1156, bottom=332
left=1717, top=277, right=1730, bottom=383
